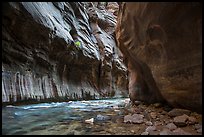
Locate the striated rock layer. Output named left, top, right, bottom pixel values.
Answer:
left=2, top=2, right=128, bottom=104
left=116, top=2, right=202, bottom=113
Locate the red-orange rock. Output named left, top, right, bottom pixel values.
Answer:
left=116, top=2, right=202, bottom=113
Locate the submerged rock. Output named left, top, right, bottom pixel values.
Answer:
left=96, top=114, right=111, bottom=121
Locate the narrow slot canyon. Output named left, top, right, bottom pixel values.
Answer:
left=2, top=2, right=202, bottom=135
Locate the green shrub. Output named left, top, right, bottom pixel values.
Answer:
left=74, top=41, right=81, bottom=47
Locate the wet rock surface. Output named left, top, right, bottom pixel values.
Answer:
left=2, top=2, right=128, bottom=104
left=96, top=114, right=111, bottom=121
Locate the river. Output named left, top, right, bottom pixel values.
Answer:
left=2, top=98, right=131, bottom=135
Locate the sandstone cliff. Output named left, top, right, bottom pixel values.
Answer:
left=2, top=2, right=128, bottom=104
left=116, top=2, right=202, bottom=112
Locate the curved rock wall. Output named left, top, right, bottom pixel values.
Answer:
left=2, top=2, right=128, bottom=104
left=116, top=2, right=202, bottom=112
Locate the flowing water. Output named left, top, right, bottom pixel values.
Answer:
left=2, top=98, right=131, bottom=135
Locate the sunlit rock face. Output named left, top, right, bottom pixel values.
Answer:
left=116, top=2, right=202, bottom=112
left=2, top=2, right=128, bottom=103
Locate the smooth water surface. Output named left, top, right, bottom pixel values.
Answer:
left=2, top=98, right=130, bottom=135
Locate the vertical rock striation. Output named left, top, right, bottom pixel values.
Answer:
left=2, top=2, right=128, bottom=104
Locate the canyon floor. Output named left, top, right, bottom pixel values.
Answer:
left=2, top=98, right=202, bottom=135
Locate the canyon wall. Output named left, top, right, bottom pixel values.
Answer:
left=2, top=2, right=128, bottom=104
left=116, top=2, right=202, bottom=112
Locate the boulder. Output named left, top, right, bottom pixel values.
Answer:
left=124, top=114, right=144, bottom=124
left=150, top=112, right=157, bottom=119
left=145, top=126, right=156, bottom=132
left=131, top=114, right=144, bottom=124
left=153, top=103, right=162, bottom=108
left=124, top=114, right=132, bottom=123
left=197, top=128, right=202, bottom=133
left=173, top=128, right=192, bottom=135
left=165, top=123, right=177, bottom=131
left=187, top=116, right=197, bottom=125
left=173, top=114, right=189, bottom=127
left=168, top=108, right=191, bottom=117
left=141, top=131, right=149, bottom=135
left=159, top=128, right=174, bottom=135
left=145, top=121, right=153, bottom=126
left=194, top=124, right=202, bottom=130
